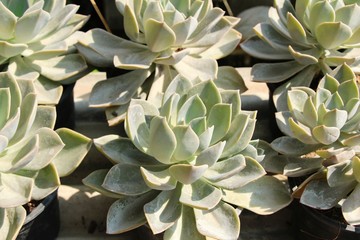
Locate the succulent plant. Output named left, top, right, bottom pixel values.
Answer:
left=264, top=64, right=360, bottom=226
left=0, top=71, right=91, bottom=240
left=0, top=0, right=89, bottom=105
left=83, top=75, right=292, bottom=239
left=241, top=0, right=360, bottom=110
left=76, top=0, right=243, bottom=125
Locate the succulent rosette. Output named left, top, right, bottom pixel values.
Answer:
left=76, top=0, right=242, bottom=125
left=265, top=64, right=360, bottom=225
left=0, top=72, right=91, bottom=240
left=83, top=75, right=292, bottom=239
left=241, top=0, right=360, bottom=110
left=0, top=0, right=89, bottom=104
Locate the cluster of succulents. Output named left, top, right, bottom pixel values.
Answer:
left=241, top=0, right=360, bottom=110
left=264, top=64, right=360, bottom=226
left=0, top=0, right=89, bottom=104
left=76, top=0, right=243, bottom=125
left=0, top=72, right=91, bottom=239
left=83, top=75, right=292, bottom=239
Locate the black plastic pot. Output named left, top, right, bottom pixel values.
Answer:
left=288, top=177, right=360, bottom=240
left=292, top=200, right=360, bottom=240
left=55, top=83, right=76, bottom=130
left=16, top=190, right=60, bottom=240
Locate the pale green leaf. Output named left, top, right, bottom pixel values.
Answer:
left=89, top=69, right=151, bottom=107
left=169, top=164, right=208, bottom=185
left=0, top=135, right=38, bottom=173
left=125, top=104, right=150, bottom=152
left=144, top=187, right=182, bottom=234
left=173, top=55, right=218, bottom=81
left=315, top=22, right=352, bottom=49
left=308, top=0, right=335, bottom=33
left=164, top=205, right=205, bottom=240
left=106, top=191, right=158, bottom=234
left=0, top=173, right=33, bottom=208
left=172, top=126, right=199, bottom=161
left=251, top=61, right=307, bottom=83
left=24, top=54, right=87, bottom=81
left=141, top=167, right=177, bottom=190
left=94, top=135, right=159, bottom=166
left=343, top=183, right=360, bottom=225
left=223, top=176, right=292, bottom=215
left=180, top=179, right=222, bottom=210
left=204, top=154, right=246, bottom=182
left=31, top=163, right=60, bottom=200
left=194, top=201, right=240, bottom=240
left=52, top=128, right=91, bottom=177
left=353, top=156, right=360, bottom=183
left=207, top=104, right=231, bottom=144
left=148, top=116, right=177, bottom=164
left=327, top=161, right=355, bottom=187
left=287, top=13, right=307, bottom=44
left=195, top=141, right=225, bottom=167
left=144, top=19, right=175, bottom=52
left=0, top=2, right=17, bottom=39
left=82, top=169, right=125, bottom=198
left=177, top=95, right=206, bottom=124
left=23, top=128, right=64, bottom=171
left=210, top=157, right=266, bottom=190
left=0, top=206, right=26, bottom=240
left=14, top=9, right=50, bottom=43
left=123, top=5, right=140, bottom=41
left=300, top=179, right=356, bottom=210
left=312, top=125, right=340, bottom=145
left=102, top=163, right=150, bottom=196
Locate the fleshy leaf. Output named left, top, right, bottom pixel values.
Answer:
left=222, top=176, right=292, bottom=215
left=194, top=201, right=240, bottom=240
left=106, top=191, right=158, bottom=234
left=204, top=154, right=246, bottom=182
left=207, top=103, right=231, bottom=144
left=164, top=205, right=205, bottom=240
left=82, top=169, right=125, bottom=198
left=180, top=179, right=222, bottom=210
left=315, top=22, right=352, bottom=49
left=300, top=179, right=356, bottom=210
left=210, top=157, right=266, bottom=190
left=148, top=116, right=177, bottom=164
left=52, top=128, right=91, bottom=177
left=141, top=167, right=177, bottom=190
left=144, top=19, right=175, bottom=52
left=102, top=163, right=150, bottom=195
left=0, top=173, right=33, bottom=208
left=172, top=126, right=199, bottom=161
left=144, top=187, right=182, bottom=234
left=342, top=183, right=360, bottom=225
left=0, top=206, right=26, bottom=240
left=31, top=163, right=60, bottom=200
left=169, top=164, right=208, bottom=185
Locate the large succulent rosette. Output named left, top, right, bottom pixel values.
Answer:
left=83, top=75, right=291, bottom=240
left=0, top=72, right=91, bottom=240
left=76, top=0, right=243, bottom=125
left=0, top=0, right=89, bottom=104
left=241, top=0, right=360, bottom=110
left=265, top=64, right=360, bottom=225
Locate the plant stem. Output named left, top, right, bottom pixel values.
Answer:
left=89, top=0, right=112, bottom=33
left=222, top=0, right=234, bottom=16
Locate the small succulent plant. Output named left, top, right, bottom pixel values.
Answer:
left=0, top=72, right=91, bottom=240
left=83, top=75, right=292, bottom=239
left=241, top=0, right=360, bottom=110
left=0, top=0, right=89, bottom=104
left=76, top=0, right=242, bottom=125
left=264, top=64, right=360, bottom=226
